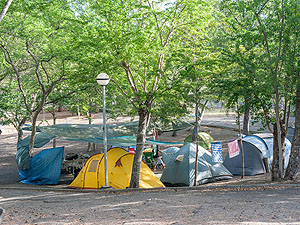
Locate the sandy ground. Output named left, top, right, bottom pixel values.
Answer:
left=1, top=185, right=300, bottom=225
left=1, top=112, right=300, bottom=224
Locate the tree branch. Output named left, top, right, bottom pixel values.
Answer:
left=144, top=66, right=147, bottom=92
left=121, top=60, right=140, bottom=103
left=0, top=0, right=13, bottom=23
left=0, top=43, right=31, bottom=111
left=262, top=104, right=273, bottom=134
left=110, top=78, right=138, bottom=110
left=254, top=12, right=274, bottom=73
left=26, top=41, right=46, bottom=94
left=41, top=56, right=55, bottom=82
left=257, top=0, right=270, bottom=15
left=274, top=3, right=285, bottom=72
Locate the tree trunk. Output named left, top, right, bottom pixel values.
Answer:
left=272, top=122, right=285, bottom=181
left=17, top=128, right=23, bottom=143
left=16, top=118, right=27, bottom=143
left=29, top=113, right=38, bottom=154
left=77, top=106, right=81, bottom=119
left=172, top=130, right=177, bottom=137
left=237, top=107, right=245, bottom=178
left=15, top=118, right=27, bottom=143
left=192, top=105, right=199, bottom=142
left=58, top=103, right=63, bottom=112
left=52, top=107, right=57, bottom=148
left=29, top=96, right=45, bottom=154
left=193, top=94, right=199, bottom=186
left=285, top=74, right=300, bottom=179
left=192, top=99, right=207, bottom=142
left=87, top=107, right=94, bottom=152
left=242, top=106, right=250, bottom=135
left=129, top=108, right=149, bottom=188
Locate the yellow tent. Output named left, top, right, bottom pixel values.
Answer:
left=69, top=147, right=165, bottom=189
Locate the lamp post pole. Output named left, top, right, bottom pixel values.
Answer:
left=96, top=73, right=110, bottom=188
left=102, top=84, right=108, bottom=187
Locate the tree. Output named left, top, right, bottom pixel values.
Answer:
left=217, top=0, right=299, bottom=180
left=79, top=0, right=213, bottom=188
left=282, top=0, right=300, bottom=180
left=0, top=1, right=86, bottom=150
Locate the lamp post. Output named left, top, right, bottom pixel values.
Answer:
left=96, top=73, right=110, bottom=188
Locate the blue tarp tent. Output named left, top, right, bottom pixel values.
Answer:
left=19, top=147, right=64, bottom=185
left=17, top=132, right=56, bottom=170
left=16, top=132, right=64, bottom=185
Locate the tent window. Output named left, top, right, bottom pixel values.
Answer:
left=88, top=160, right=99, bottom=172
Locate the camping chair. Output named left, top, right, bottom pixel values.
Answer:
left=143, top=148, right=155, bottom=170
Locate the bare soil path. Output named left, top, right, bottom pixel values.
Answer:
left=1, top=185, right=300, bottom=224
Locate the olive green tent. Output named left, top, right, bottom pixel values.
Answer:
left=184, top=132, right=214, bottom=150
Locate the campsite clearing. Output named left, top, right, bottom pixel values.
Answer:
left=1, top=112, right=299, bottom=224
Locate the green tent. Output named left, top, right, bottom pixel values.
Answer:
left=184, top=132, right=214, bottom=150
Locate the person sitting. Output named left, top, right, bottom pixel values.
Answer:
left=153, top=147, right=165, bottom=170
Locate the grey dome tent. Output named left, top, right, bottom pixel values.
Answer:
left=160, top=143, right=232, bottom=186
left=223, top=134, right=291, bottom=176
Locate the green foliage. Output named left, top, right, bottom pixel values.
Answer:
left=214, top=0, right=300, bottom=128
left=0, top=80, right=29, bottom=126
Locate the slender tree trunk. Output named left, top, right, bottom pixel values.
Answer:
left=242, top=106, right=250, bottom=135
left=192, top=99, right=207, bottom=142
left=272, top=122, right=285, bottom=181
left=17, top=128, right=23, bottom=143
left=87, top=107, right=94, bottom=152
left=198, top=100, right=208, bottom=131
left=192, top=104, right=199, bottom=142
left=172, top=130, right=177, bottom=137
left=285, top=73, right=300, bottom=179
left=58, top=103, right=63, bottom=112
left=29, top=98, right=45, bottom=154
left=52, top=107, right=57, bottom=148
left=275, top=88, right=284, bottom=179
left=237, top=107, right=245, bottom=178
left=77, top=106, right=80, bottom=119
left=129, top=108, right=149, bottom=188
left=29, top=113, right=39, bottom=154
left=0, top=0, right=13, bottom=23
left=16, top=118, right=26, bottom=143
left=193, top=92, right=199, bottom=186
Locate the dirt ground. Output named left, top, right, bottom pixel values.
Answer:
left=0, top=112, right=263, bottom=187
left=1, top=112, right=300, bottom=224
left=1, top=185, right=300, bottom=225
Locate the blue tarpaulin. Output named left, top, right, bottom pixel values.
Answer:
left=16, top=122, right=188, bottom=185
left=19, top=146, right=64, bottom=185
left=16, top=132, right=56, bottom=170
